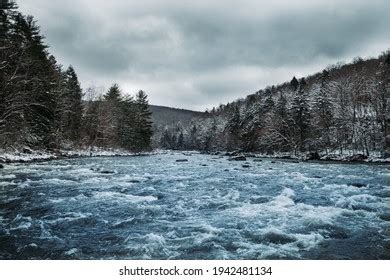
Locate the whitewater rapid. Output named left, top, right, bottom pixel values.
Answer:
left=0, top=153, right=389, bottom=259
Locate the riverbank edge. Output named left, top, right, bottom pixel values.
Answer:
left=1, top=148, right=389, bottom=166
left=202, top=151, right=390, bottom=165
left=0, top=148, right=166, bottom=165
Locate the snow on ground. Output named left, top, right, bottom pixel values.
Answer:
left=0, top=147, right=166, bottom=163
left=0, top=147, right=389, bottom=164
left=242, top=151, right=390, bottom=163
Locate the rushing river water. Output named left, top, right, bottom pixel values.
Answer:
left=0, top=152, right=389, bottom=259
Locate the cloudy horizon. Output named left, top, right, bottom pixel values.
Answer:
left=18, top=0, right=390, bottom=111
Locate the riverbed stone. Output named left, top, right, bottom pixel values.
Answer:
left=228, top=156, right=246, bottom=161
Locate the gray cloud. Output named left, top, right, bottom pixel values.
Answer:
left=18, top=0, right=390, bottom=110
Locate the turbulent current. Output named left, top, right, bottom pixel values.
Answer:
left=0, top=152, right=389, bottom=259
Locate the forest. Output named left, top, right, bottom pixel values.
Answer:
left=0, top=1, right=153, bottom=152
left=161, top=54, right=390, bottom=159
left=1, top=0, right=390, bottom=159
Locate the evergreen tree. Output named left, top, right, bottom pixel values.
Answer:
left=100, top=84, right=122, bottom=146
left=104, top=83, right=121, bottom=101
left=118, top=96, right=137, bottom=150
left=59, top=65, right=83, bottom=142
left=134, top=90, right=153, bottom=151
left=290, top=76, right=299, bottom=91
left=6, top=14, right=56, bottom=146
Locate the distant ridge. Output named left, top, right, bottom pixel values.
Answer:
left=149, top=105, right=205, bottom=127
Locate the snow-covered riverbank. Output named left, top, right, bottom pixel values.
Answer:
left=1, top=147, right=389, bottom=165
left=213, top=150, right=390, bottom=164
left=0, top=147, right=166, bottom=164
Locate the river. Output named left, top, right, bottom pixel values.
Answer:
left=0, top=152, right=389, bottom=259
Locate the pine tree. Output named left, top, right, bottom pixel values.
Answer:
left=118, top=96, right=137, bottom=150
left=290, top=76, right=299, bottom=91
left=6, top=14, right=56, bottom=146
left=104, top=83, right=121, bottom=101
left=58, top=65, right=83, bottom=142
left=134, top=90, right=153, bottom=151
left=101, top=84, right=122, bottom=147
left=0, top=0, right=18, bottom=145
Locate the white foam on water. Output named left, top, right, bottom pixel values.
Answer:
left=296, top=203, right=349, bottom=226
left=116, top=174, right=147, bottom=182
left=290, top=172, right=313, bottom=182
left=112, top=217, right=135, bottom=226
left=1, top=174, right=16, bottom=179
left=83, top=177, right=109, bottom=184
left=145, top=233, right=166, bottom=244
left=200, top=223, right=222, bottom=234
left=10, top=221, right=32, bottom=230
left=116, top=182, right=137, bottom=188
left=49, top=198, right=65, bottom=203
left=336, top=174, right=363, bottom=179
left=335, top=194, right=382, bottom=210
left=0, top=181, right=16, bottom=187
left=66, top=168, right=99, bottom=177
left=45, top=212, right=93, bottom=224
left=93, top=191, right=157, bottom=203
left=223, top=190, right=240, bottom=201
left=65, top=248, right=79, bottom=256
left=270, top=188, right=296, bottom=208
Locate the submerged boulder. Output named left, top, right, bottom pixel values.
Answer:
left=176, top=159, right=188, bottom=162
left=228, top=156, right=246, bottom=161
left=129, top=179, right=141, bottom=183
left=346, top=154, right=368, bottom=162
left=349, top=183, right=367, bottom=188
left=100, top=170, right=115, bottom=174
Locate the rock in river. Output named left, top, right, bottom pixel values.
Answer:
left=176, top=159, right=188, bottom=162
left=349, top=183, right=367, bottom=188
left=346, top=154, right=368, bottom=162
left=228, top=156, right=246, bottom=161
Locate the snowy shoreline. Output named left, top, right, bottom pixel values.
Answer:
left=1, top=148, right=389, bottom=165
left=0, top=147, right=166, bottom=164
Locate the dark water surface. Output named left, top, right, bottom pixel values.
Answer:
left=0, top=153, right=389, bottom=259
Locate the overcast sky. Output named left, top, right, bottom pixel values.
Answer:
left=18, top=0, right=390, bottom=110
